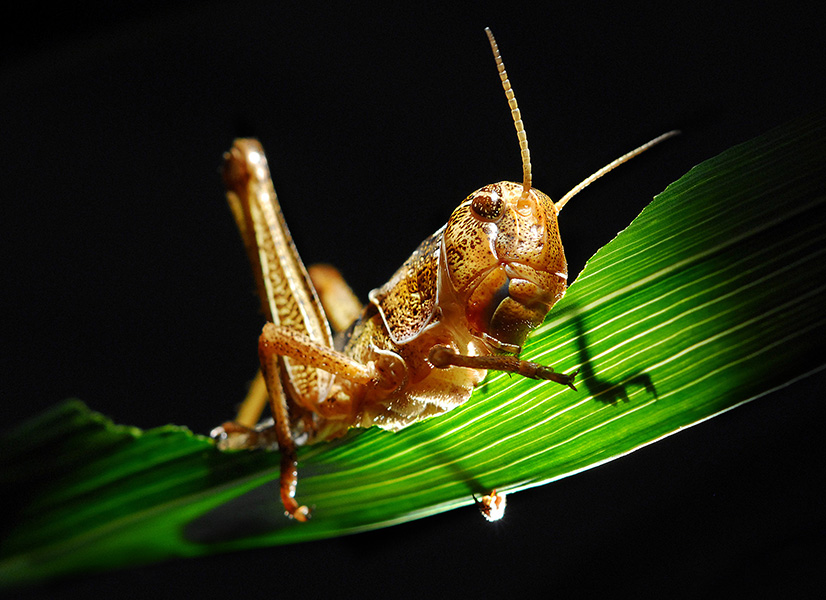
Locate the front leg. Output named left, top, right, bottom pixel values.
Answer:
left=258, top=347, right=311, bottom=522
left=259, top=324, right=375, bottom=386
left=217, top=323, right=405, bottom=520
left=428, top=345, right=578, bottom=391
left=215, top=367, right=310, bottom=521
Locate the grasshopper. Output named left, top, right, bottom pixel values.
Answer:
left=212, top=28, right=677, bottom=521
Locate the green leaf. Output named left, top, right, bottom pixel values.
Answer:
left=2, top=112, right=825, bottom=587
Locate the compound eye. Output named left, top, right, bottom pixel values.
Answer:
left=471, top=192, right=503, bottom=220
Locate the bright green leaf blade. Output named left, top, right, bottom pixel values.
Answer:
left=2, top=112, right=825, bottom=587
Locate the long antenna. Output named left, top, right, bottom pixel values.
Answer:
left=485, top=27, right=531, bottom=197
left=554, top=130, right=680, bottom=212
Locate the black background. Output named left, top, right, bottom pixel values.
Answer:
left=3, top=2, right=824, bottom=597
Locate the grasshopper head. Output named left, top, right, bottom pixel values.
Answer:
left=438, top=181, right=567, bottom=353
left=432, top=30, right=565, bottom=353
left=431, top=28, right=676, bottom=354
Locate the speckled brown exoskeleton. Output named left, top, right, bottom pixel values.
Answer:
left=212, top=28, right=677, bottom=521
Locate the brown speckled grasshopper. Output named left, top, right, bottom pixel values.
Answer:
left=212, top=28, right=677, bottom=521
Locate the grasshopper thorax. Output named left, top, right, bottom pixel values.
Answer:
left=438, top=181, right=567, bottom=354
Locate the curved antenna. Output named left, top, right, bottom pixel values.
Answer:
left=485, top=27, right=531, bottom=197
left=555, top=130, right=680, bottom=213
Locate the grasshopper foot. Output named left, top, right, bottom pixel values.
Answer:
left=211, top=421, right=280, bottom=450
left=280, top=451, right=311, bottom=522
left=288, top=505, right=311, bottom=522
left=548, top=368, right=578, bottom=391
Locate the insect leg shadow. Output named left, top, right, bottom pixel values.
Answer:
left=570, top=312, right=658, bottom=404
